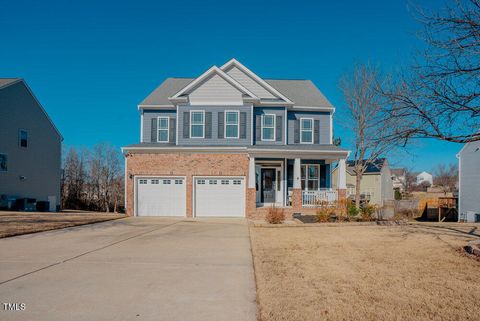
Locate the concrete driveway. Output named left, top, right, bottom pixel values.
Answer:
left=0, top=218, right=257, bottom=321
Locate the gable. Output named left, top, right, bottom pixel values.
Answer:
left=224, top=66, right=276, bottom=99
left=188, top=73, right=245, bottom=106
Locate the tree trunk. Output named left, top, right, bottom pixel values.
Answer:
left=355, top=173, right=362, bottom=209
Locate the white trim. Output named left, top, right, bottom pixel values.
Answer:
left=224, top=110, right=240, bottom=139
left=261, top=114, right=276, bottom=141
left=300, top=118, right=314, bottom=144
left=169, top=66, right=259, bottom=101
left=330, top=113, right=333, bottom=144
left=124, top=156, right=127, bottom=212
left=190, top=110, right=205, bottom=139
left=290, top=106, right=335, bottom=113
left=284, top=108, right=288, bottom=145
left=250, top=104, right=254, bottom=145
left=175, top=104, right=179, bottom=145
left=138, top=104, right=176, bottom=110
left=157, top=116, right=170, bottom=142
left=192, top=175, right=246, bottom=218
left=133, top=175, right=187, bottom=217
left=140, top=111, right=144, bottom=142
left=220, top=59, right=294, bottom=104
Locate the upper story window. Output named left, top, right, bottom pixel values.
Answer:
left=261, top=114, right=275, bottom=141
left=19, top=130, right=28, bottom=148
left=190, top=111, right=205, bottom=138
left=0, top=154, right=7, bottom=172
left=225, top=111, right=239, bottom=139
left=157, top=117, right=169, bottom=142
left=300, top=118, right=313, bottom=144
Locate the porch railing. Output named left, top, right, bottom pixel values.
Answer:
left=302, top=189, right=338, bottom=207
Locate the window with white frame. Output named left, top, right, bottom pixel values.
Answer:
left=300, top=118, right=313, bottom=144
left=225, top=111, right=239, bottom=138
left=190, top=111, right=204, bottom=138
left=261, top=114, right=275, bottom=141
left=0, top=154, right=7, bottom=172
left=157, top=117, right=169, bottom=142
left=19, top=130, right=28, bottom=148
left=301, top=164, right=320, bottom=190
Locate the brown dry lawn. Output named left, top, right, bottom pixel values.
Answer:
left=0, top=211, right=126, bottom=238
left=250, top=222, right=480, bottom=321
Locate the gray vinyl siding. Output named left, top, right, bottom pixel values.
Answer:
left=254, top=107, right=285, bottom=145
left=142, top=110, right=176, bottom=143
left=287, top=111, right=331, bottom=145
left=224, top=66, right=276, bottom=99
left=188, top=74, right=244, bottom=106
left=459, top=140, right=480, bottom=219
left=0, top=81, right=61, bottom=208
left=177, top=105, right=251, bottom=146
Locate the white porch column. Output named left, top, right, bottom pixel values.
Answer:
left=293, top=158, right=301, bottom=189
left=248, top=157, right=256, bottom=189
left=337, top=158, right=347, bottom=189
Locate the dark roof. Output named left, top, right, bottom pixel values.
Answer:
left=346, top=158, right=387, bottom=174
left=0, top=78, right=21, bottom=89
left=139, top=77, right=333, bottom=108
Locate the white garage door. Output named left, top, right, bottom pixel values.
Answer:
left=136, top=177, right=186, bottom=216
left=194, top=177, right=245, bottom=217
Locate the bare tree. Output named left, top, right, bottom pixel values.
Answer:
left=433, top=163, right=458, bottom=195
left=401, top=167, right=417, bottom=195
left=61, top=147, right=87, bottom=209
left=384, top=0, right=480, bottom=143
left=340, top=64, right=402, bottom=208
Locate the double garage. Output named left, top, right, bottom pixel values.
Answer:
left=135, top=176, right=246, bottom=217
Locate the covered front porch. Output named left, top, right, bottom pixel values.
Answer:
left=247, top=148, right=349, bottom=215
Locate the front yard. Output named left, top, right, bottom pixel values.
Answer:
left=250, top=222, right=480, bottom=321
left=0, top=211, right=126, bottom=238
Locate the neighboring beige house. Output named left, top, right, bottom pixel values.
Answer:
left=332, top=158, right=394, bottom=206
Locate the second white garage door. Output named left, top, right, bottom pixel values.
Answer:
left=194, top=177, right=245, bottom=217
left=136, top=177, right=186, bottom=216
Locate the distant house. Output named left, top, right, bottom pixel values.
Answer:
left=416, top=171, right=433, bottom=186
left=0, top=78, right=62, bottom=211
left=391, top=168, right=406, bottom=192
left=457, top=140, right=480, bottom=222
left=332, top=158, right=394, bottom=206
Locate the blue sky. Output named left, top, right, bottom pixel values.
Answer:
left=0, top=0, right=460, bottom=171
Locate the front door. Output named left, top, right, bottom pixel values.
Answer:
left=261, top=169, right=276, bottom=203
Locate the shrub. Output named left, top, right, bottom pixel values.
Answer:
left=265, top=205, right=285, bottom=224
left=315, top=206, right=332, bottom=222
left=347, top=200, right=359, bottom=217
left=360, top=204, right=377, bottom=221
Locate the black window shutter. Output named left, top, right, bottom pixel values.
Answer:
left=183, top=112, right=189, bottom=139
left=276, top=115, right=282, bottom=142
left=240, top=112, right=247, bottom=139
left=169, top=118, right=175, bottom=143
left=294, top=119, right=300, bottom=143
left=205, top=112, right=212, bottom=139
left=314, top=120, right=320, bottom=144
left=255, top=115, right=261, bottom=142
left=151, top=118, right=157, bottom=142
left=218, top=112, right=224, bottom=139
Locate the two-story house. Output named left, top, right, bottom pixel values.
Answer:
left=122, top=59, right=350, bottom=218
left=0, top=78, right=62, bottom=211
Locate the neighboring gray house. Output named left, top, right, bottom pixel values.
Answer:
left=457, top=140, right=480, bottom=222
left=0, top=78, right=62, bottom=211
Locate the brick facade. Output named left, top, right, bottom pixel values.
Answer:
left=125, top=152, right=249, bottom=217
left=125, top=152, right=345, bottom=220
